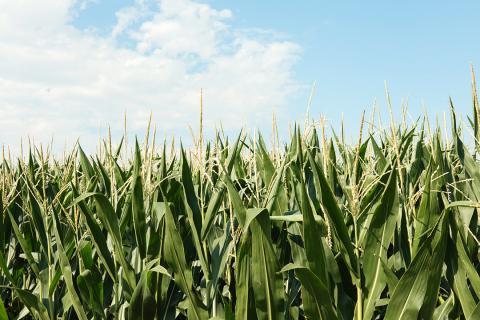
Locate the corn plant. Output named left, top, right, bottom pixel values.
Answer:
left=2, top=77, right=480, bottom=319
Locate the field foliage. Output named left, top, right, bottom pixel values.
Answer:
left=2, top=79, right=480, bottom=319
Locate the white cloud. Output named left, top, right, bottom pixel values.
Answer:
left=111, top=1, right=149, bottom=39
left=0, top=0, right=300, bottom=153
left=133, top=0, right=232, bottom=58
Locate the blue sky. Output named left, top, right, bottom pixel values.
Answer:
left=1, top=0, right=479, bottom=150
left=74, top=1, right=480, bottom=112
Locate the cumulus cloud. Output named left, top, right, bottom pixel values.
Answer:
left=133, top=0, right=231, bottom=58
left=0, top=0, right=300, bottom=152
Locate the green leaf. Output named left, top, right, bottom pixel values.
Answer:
left=446, top=217, right=480, bottom=317
left=75, top=192, right=136, bottom=291
left=7, top=210, right=40, bottom=278
left=412, top=162, right=439, bottom=256
left=0, top=298, right=7, bottom=320
left=468, top=301, right=480, bottom=320
left=163, top=198, right=208, bottom=320
left=291, top=165, right=329, bottom=286
left=0, top=286, right=50, bottom=320
left=307, top=149, right=359, bottom=277
left=129, top=271, right=157, bottom=319
left=180, top=148, right=209, bottom=277
left=201, top=133, right=243, bottom=239
left=249, top=209, right=284, bottom=320
left=432, top=294, right=454, bottom=320
left=72, top=188, right=116, bottom=282
left=281, top=264, right=339, bottom=320
left=384, top=211, right=448, bottom=320
left=52, top=209, right=88, bottom=320
left=78, top=145, right=94, bottom=179
left=235, top=231, right=256, bottom=320
left=132, top=138, right=147, bottom=259
left=362, top=166, right=398, bottom=320
left=25, top=188, right=48, bottom=259
left=256, top=134, right=275, bottom=186
left=77, top=269, right=104, bottom=316
left=263, top=159, right=288, bottom=216
left=222, top=172, right=246, bottom=226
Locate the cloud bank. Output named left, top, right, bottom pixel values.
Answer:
left=0, top=0, right=300, bottom=151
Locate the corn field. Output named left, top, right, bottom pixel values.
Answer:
left=2, top=83, right=480, bottom=320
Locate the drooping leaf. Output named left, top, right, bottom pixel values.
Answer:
left=281, top=264, right=339, bottom=320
